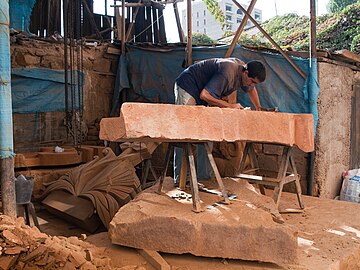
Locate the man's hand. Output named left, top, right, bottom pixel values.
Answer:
left=231, top=103, right=244, bottom=109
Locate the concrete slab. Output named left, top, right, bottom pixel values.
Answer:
left=109, top=178, right=299, bottom=265
left=99, top=103, right=314, bottom=152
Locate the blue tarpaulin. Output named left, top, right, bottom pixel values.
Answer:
left=112, top=44, right=320, bottom=129
left=11, top=68, right=84, bottom=113
left=9, top=0, right=36, bottom=33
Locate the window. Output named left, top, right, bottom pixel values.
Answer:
left=197, top=12, right=199, bottom=18
left=237, top=9, right=243, bottom=15
left=204, top=19, right=206, bottom=25
left=197, top=21, right=199, bottom=26
left=255, top=12, right=261, bottom=20
left=204, top=10, right=206, bottom=16
left=237, top=18, right=242, bottom=24
left=204, top=28, right=206, bottom=34
left=226, top=15, right=232, bottom=21
left=225, top=5, right=232, bottom=12
left=226, top=24, right=232, bottom=31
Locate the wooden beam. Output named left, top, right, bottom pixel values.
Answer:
left=81, top=0, right=102, bottom=40
left=112, top=0, right=183, bottom=7
left=138, top=249, right=170, bottom=270
left=225, top=0, right=257, bottom=58
left=115, top=7, right=122, bottom=40
left=310, top=0, right=316, bottom=59
left=173, top=0, right=185, bottom=43
left=186, top=0, right=192, bottom=66
left=1, top=157, right=16, bottom=218
left=121, top=0, right=126, bottom=55
left=232, top=0, right=306, bottom=79
left=125, top=6, right=140, bottom=42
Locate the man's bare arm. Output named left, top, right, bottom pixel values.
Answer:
left=200, top=89, right=243, bottom=109
left=247, top=87, right=261, bottom=110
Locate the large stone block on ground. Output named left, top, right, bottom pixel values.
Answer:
left=100, top=102, right=314, bottom=152
left=109, top=178, right=298, bottom=265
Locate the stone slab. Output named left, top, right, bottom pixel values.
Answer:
left=109, top=178, right=299, bottom=265
left=42, top=190, right=102, bottom=233
left=99, top=103, right=314, bottom=152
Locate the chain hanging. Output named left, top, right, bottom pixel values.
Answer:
left=63, top=0, right=86, bottom=149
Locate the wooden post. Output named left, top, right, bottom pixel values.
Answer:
left=0, top=157, right=16, bottom=218
left=125, top=6, right=140, bottom=42
left=225, top=0, right=257, bottom=58
left=173, top=0, right=185, bottom=43
left=121, top=0, right=126, bottom=55
left=310, top=0, right=316, bottom=59
left=186, top=0, right=192, bottom=66
left=232, top=0, right=306, bottom=79
left=115, top=7, right=122, bottom=40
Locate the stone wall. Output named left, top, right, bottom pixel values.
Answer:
left=313, top=61, right=358, bottom=198
left=10, top=40, right=119, bottom=152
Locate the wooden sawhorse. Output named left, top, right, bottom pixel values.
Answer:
left=157, top=142, right=230, bottom=212
left=236, top=142, right=304, bottom=210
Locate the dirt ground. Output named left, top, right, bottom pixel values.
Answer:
left=2, top=180, right=360, bottom=270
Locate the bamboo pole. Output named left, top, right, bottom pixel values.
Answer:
left=232, top=0, right=306, bottom=79
left=225, top=0, right=257, bottom=58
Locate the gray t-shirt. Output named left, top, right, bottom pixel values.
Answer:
left=175, top=58, right=252, bottom=105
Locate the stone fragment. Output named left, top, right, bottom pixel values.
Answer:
left=68, top=252, right=87, bottom=268
left=0, top=255, right=19, bottom=270
left=22, top=246, right=47, bottom=262
left=100, top=103, right=314, bottom=152
left=80, top=261, right=97, bottom=270
left=2, top=230, right=23, bottom=245
left=4, top=246, right=27, bottom=255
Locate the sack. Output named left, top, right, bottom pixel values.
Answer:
left=340, top=169, right=360, bottom=203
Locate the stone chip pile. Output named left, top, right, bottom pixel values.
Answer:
left=0, top=215, right=112, bottom=270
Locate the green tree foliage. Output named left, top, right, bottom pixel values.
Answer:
left=192, top=32, right=216, bottom=45
left=228, top=3, right=360, bottom=53
left=327, top=0, right=358, bottom=13
left=203, top=0, right=225, bottom=29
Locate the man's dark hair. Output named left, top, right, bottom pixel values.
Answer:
left=246, top=60, right=266, bottom=82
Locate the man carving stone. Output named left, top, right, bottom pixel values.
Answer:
left=173, top=57, right=267, bottom=185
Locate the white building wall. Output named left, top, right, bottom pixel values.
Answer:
left=181, top=0, right=262, bottom=40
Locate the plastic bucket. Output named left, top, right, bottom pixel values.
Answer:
left=15, top=175, right=34, bottom=204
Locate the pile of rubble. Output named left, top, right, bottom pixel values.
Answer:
left=0, top=215, right=111, bottom=269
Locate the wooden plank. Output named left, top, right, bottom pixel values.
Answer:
left=333, top=49, right=360, bottom=63
left=138, top=249, right=170, bottom=270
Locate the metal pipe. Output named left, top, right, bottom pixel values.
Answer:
left=0, top=0, right=16, bottom=217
